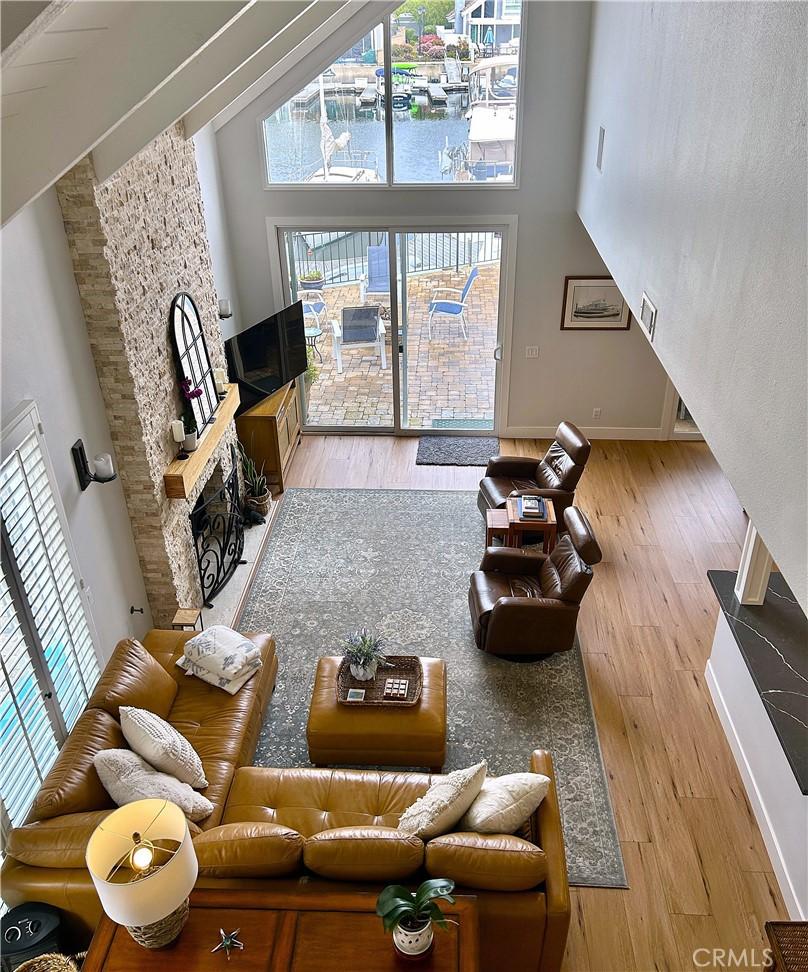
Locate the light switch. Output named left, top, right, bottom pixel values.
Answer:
left=525, top=346, right=539, bottom=358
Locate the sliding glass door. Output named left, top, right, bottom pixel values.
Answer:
left=396, top=231, right=501, bottom=431
left=279, top=226, right=504, bottom=433
left=283, top=229, right=394, bottom=429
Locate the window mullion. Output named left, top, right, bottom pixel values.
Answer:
left=383, top=14, right=394, bottom=185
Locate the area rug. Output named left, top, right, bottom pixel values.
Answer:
left=237, top=489, right=627, bottom=888
left=416, top=435, right=498, bottom=466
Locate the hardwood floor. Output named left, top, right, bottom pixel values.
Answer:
left=286, top=434, right=788, bottom=971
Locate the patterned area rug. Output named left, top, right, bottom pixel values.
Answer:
left=416, top=435, right=499, bottom=466
left=237, top=489, right=626, bottom=888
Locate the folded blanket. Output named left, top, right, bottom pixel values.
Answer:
left=184, top=626, right=260, bottom=679
left=189, top=644, right=261, bottom=680
left=176, top=654, right=261, bottom=695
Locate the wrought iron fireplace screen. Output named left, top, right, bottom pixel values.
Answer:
left=190, top=446, right=245, bottom=607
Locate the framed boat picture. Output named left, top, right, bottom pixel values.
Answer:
left=560, top=276, right=632, bottom=331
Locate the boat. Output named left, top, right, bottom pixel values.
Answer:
left=572, top=298, right=622, bottom=319
left=305, top=75, right=380, bottom=184
left=374, top=67, right=413, bottom=110
left=462, top=55, right=518, bottom=181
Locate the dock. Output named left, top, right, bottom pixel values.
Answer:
left=358, top=84, right=377, bottom=106
left=427, top=83, right=448, bottom=105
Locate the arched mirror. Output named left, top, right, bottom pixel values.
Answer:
left=169, top=293, right=219, bottom=433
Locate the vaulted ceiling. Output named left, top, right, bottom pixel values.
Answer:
left=1, top=0, right=392, bottom=225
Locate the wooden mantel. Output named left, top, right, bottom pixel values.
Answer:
left=164, top=384, right=240, bottom=500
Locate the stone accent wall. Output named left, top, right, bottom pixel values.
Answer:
left=56, top=123, right=236, bottom=626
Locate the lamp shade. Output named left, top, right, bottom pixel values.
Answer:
left=86, top=799, right=197, bottom=928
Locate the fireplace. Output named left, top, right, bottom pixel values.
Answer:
left=190, top=445, right=246, bottom=607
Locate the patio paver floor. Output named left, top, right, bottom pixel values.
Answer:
left=302, top=264, right=499, bottom=428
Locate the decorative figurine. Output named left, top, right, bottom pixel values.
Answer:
left=211, top=928, right=244, bottom=960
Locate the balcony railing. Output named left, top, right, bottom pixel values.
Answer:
left=290, top=230, right=502, bottom=286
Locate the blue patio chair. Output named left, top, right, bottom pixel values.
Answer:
left=301, top=289, right=327, bottom=329
left=359, top=244, right=390, bottom=303
left=427, top=266, right=479, bottom=339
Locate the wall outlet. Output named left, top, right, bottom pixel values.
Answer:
left=592, top=408, right=602, bottom=419
left=525, top=345, right=539, bottom=358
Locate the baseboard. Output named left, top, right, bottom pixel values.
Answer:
left=705, top=658, right=805, bottom=920
left=501, top=425, right=666, bottom=440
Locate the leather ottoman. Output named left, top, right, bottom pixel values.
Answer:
left=307, top=656, right=447, bottom=772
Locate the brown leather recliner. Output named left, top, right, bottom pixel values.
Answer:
left=477, top=421, right=591, bottom=527
left=469, top=507, right=602, bottom=656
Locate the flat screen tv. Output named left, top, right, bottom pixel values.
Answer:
left=225, top=301, right=307, bottom=412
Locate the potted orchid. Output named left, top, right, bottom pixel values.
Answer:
left=377, top=879, right=456, bottom=958
left=180, top=378, right=202, bottom=452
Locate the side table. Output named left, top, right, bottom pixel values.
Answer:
left=505, top=497, right=557, bottom=552
left=485, top=508, right=509, bottom=546
left=172, top=607, right=203, bottom=632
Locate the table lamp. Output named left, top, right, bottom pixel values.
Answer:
left=86, top=799, right=197, bottom=949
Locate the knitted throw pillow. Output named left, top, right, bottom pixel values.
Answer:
left=397, top=761, right=487, bottom=839
left=120, top=706, right=208, bottom=789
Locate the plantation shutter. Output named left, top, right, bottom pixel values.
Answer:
left=0, top=403, right=100, bottom=835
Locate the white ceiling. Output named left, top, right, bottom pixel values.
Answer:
left=0, top=0, right=373, bottom=225
left=1, top=0, right=251, bottom=224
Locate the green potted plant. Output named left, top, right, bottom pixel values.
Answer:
left=376, top=879, right=456, bottom=958
left=299, top=269, right=324, bottom=291
left=305, top=345, right=320, bottom=389
left=340, top=628, right=389, bottom=681
left=237, top=442, right=270, bottom=516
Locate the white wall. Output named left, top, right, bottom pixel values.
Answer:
left=577, top=1, right=808, bottom=609
left=194, top=122, right=243, bottom=341
left=1, top=190, right=152, bottom=657
left=212, top=1, right=670, bottom=436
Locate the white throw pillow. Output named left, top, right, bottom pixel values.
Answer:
left=459, top=772, right=551, bottom=834
left=397, top=761, right=487, bottom=840
left=120, top=706, right=208, bottom=789
left=94, top=749, right=214, bottom=822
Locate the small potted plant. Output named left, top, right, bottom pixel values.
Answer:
left=377, top=879, right=456, bottom=959
left=180, top=378, right=202, bottom=452
left=305, top=345, right=320, bottom=389
left=299, top=269, right=324, bottom=291
left=238, top=442, right=270, bottom=517
left=340, top=628, right=389, bottom=681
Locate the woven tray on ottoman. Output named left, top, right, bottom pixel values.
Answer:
left=336, top=655, right=423, bottom=706
left=307, top=656, right=446, bottom=772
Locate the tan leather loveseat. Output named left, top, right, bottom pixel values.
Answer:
left=2, top=631, right=571, bottom=972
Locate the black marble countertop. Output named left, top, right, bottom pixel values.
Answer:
left=708, top=570, right=808, bottom=795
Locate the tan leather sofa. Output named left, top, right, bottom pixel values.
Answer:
left=2, top=631, right=571, bottom=972
left=1, top=630, right=278, bottom=943
left=197, top=751, right=570, bottom=972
